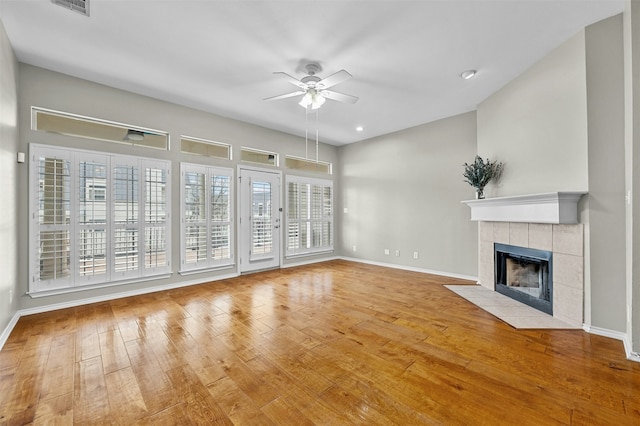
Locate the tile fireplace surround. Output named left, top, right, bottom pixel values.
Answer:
left=463, top=192, right=586, bottom=327
left=478, top=221, right=584, bottom=326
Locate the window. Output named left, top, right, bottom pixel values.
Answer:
left=30, top=144, right=171, bottom=295
left=180, top=136, right=231, bottom=160
left=285, top=155, right=332, bottom=175
left=286, top=176, right=333, bottom=257
left=180, top=163, right=234, bottom=272
left=32, top=107, right=169, bottom=150
left=240, top=147, right=278, bottom=166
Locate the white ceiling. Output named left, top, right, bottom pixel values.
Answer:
left=0, top=0, right=625, bottom=146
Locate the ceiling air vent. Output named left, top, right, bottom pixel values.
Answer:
left=51, top=0, right=89, bottom=17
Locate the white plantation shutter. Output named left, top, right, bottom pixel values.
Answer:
left=112, top=159, right=140, bottom=279
left=286, top=176, right=333, bottom=256
left=180, top=163, right=234, bottom=272
left=33, top=150, right=73, bottom=291
left=77, top=154, right=108, bottom=284
left=144, top=163, right=169, bottom=272
left=29, top=144, right=171, bottom=295
left=183, top=168, right=208, bottom=266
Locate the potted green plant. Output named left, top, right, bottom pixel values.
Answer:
left=463, top=155, right=504, bottom=199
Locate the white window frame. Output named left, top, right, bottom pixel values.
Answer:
left=29, top=144, right=171, bottom=296
left=180, top=163, right=234, bottom=273
left=286, top=175, right=333, bottom=257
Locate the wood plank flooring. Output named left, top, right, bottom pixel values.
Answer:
left=1, top=260, right=639, bottom=425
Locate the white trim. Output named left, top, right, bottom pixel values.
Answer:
left=178, top=264, right=235, bottom=276
left=583, top=324, right=640, bottom=363
left=338, top=256, right=479, bottom=282
left=286, top=249, right=334, bottom=260
left=27, top=273, right=172, bottom=298
left=0, top=312, right=21, bottom=351
left=462, top=192, right=586, bottom=224
left=282, top=255, right=340, bottom=269
left=237, top=165, right=283, bottom=273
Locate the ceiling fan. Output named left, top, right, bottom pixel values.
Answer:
left=264, top=63, right=358, bottom=109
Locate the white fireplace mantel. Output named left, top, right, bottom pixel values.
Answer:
left=461, top=192, right=586, bottom=224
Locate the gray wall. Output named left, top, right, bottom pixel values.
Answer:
left=625, top=0, right=640, bottom=354
left=337, top=112, right=478, bottom=278
left=0, top=20, right=19, bottom=336
left=477, top=17, right=629, bottom=334
left=16, top=64, right=338, bottom=312
left=477, top=30, right=589, bottom=197
left=585, top=14, right=627, bottom=333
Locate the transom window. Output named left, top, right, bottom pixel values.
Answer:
left=240, top=147, right=278, bottom=166
left=180, top=136, right=231, bottom=160
left=29, top=144, right=171, bottom=295
left=285, top=155, right=332, bottom=175
left=32, top=107, right=169, bottom=150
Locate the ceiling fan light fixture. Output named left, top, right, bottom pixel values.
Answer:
left=312, top=94, right=326, bottom=109
left=460, top=69, right=477, bottom=80
left=298, top=89, right=326, bottom=109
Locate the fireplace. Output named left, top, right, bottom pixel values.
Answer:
left=495, top=243, right=553, bottom=315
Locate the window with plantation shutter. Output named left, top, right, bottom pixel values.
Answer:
left=29, top=144, right=171, bottom=296
left=180, top=163, right=234, bottom=272
left=286, top=176, right=333, bottom=257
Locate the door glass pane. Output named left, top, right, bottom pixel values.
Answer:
left=251, top=181, right=272, bottom=256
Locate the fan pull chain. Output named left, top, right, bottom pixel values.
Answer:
left=315, top=109, right=319, bottom=163
left=305, top=106, right=309, bottom=160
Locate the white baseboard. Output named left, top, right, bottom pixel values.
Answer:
left=0, top=312, right=21, bottom=351
left=282, top=256, right=340, bottom=269
left=583, top=324, right=640, bottom=363
left=338, top=256, right=479, bottom=282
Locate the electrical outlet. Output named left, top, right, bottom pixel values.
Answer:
left=413, top=251, right=419, bottom=259
left=395, top=250, right=400, bottom=257
left=352, top=245, right=357, bottom=252
left=9, top=290, right=13, bottom=304
left=344, top=207, right=349, bottom=213
left=384, top=249, right=390, bottom=255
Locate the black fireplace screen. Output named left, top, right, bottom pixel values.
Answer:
left=495, top=243, right=553, bottom=315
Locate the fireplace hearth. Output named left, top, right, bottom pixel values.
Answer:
left=495, top=243, right=553, bottom=315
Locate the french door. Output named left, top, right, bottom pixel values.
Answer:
left=238, top=167, right=281, bottom=273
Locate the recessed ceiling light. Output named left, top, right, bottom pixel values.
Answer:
left=356, top=126, right=364, bottom=132
left=460, top=70, right=477, bottom=80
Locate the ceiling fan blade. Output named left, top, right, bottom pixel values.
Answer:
left=273, top=72, right=307, bottom=89
left=320, top=90, right=359, bottom=104
left=316, top=69, right=352, bottom=90
left=264, top=90, right=306, bottom=101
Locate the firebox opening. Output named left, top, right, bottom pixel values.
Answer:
left=495, top=243, right=553, bottom=315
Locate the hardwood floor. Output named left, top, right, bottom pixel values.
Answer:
left=1, top=260, right=639, bottom=425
